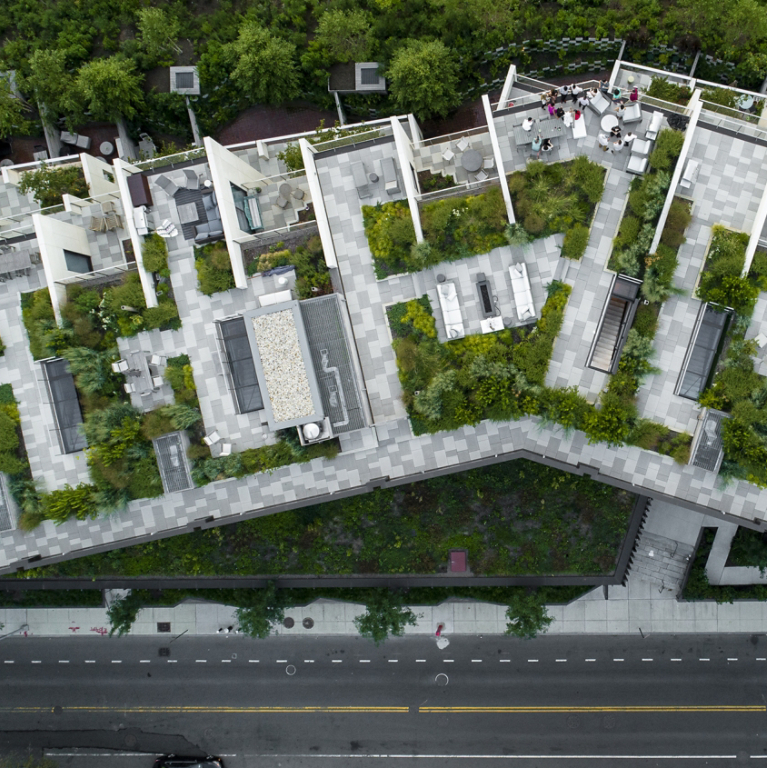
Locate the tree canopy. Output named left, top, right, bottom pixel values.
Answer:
left=354, top=589, right=418, bottom=645
left=315, top=10, right=373, bottom=63
left=74, top=56, right=144, bottom=122
left=387, top=39, right=462, bottom=121
left=229, top=21, right=300, bottom=106
left=0, top=78, right=29, bottom=139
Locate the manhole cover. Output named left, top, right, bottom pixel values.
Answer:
left=567, top=715, right=580, bottom=730
left=124, top=734, right=137, bottom=747
left=286, top=664, right=297, bottom=676
left=158, top=647, right=170, bottom=657
left=435, top=673, right=449, bottom=687
left=157, top=622, right=171, bottom=633
left=303, top=618, right=314, bottom=629
left=602, top=714, right=616, bottom=730
left=283, top=617, right=295, bottom=629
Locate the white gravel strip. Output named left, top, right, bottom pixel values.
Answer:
left=252, top=310, right=315, bottom=423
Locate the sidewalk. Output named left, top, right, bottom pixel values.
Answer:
left=1, top=585, right=766, bottom=639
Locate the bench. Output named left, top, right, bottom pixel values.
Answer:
left=623, top=102, right=642, bottom=124
left=436, top=280, right=465, bottom=340
left=679, top=159, right=700, bottom=189
left=133, top=205, right=149, bottom=236
left=572, top=116, right=588, bottom=139
left=509, top=262, right=536, bottom=322
left=351, top=161, right=370, bottom=199
left=381, top=157, right=400, bottom=195
left=646, top=111, right=664, bottom=140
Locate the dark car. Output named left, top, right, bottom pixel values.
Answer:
left=153, top=757, right=224, bottom=768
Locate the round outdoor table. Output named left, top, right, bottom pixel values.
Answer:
left=99, top=141, right=114, bottom=156
left=739, top=94, right=755, bottom=111
left=0, top=158, right=13, bottom=167
left=279, top=182, right=292, bottom=198
left=461, top=149, right=483, bottom=173
left=600, top=114, right=620, bottom=132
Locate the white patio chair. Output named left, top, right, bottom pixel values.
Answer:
left=112, top=359, right=129, bottom=374
left=150, top=354, right=165, bottom=367
left=219, top=443, right=232, bottom=457
left=483, top=156, right=495, bottom=170
left=442, top=148, right=455, bottom=163
left=456, top=137, right=470, bottom=152
left=203, top=431, right=221, bottom=446
left=152, top=376, right=164, bottom=389
left=124, top=382, right=136, bottom=394
left=474, top=170, right=489, bottom=182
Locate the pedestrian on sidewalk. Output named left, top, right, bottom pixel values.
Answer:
left=598, top=132, right=610, bottom=151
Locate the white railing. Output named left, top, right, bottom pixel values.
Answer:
left=55, top=262, right=137, bottom=286
left=310, top=126, right=391, bottom=154
left=1, top=154, right=80, bottom=174
left=617, top=61, right=694, bottom=85
left=134, top=146, right=207, bottom=171
left=234, top=219, right=317, bottom=251
left=418, top=125, right=492, bottom=150
left=641, top=93, right=691, bottom=114
left=699, top=98, right=764, bottom=126
left=416, top=175, right=500, bottom=203
left=698, top=108, right=767, bottom=141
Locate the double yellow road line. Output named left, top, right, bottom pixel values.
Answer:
left=2, top=704, right=764, bottom=715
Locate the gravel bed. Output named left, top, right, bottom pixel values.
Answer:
left=252, top=310, right=315, bottom=423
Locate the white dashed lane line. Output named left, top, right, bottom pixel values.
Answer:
left=528, top=659, right=538, bottom=663
left=111, top=660, right=122, bottom=664
left=85, top=660, right=95, bottom=664
left=140, top=660, right=150, bottom=664
left=222, top=660, right=231, bottom=663
left=249, top=660, right=259, bottom=663
left=304, top=660, right=314, bottom=664
left=500, top=659, right=510, bottom=663
left=471, top=660, right=482, bottom=663
left=332, top=660, right=343, bottom=663
left=3, top=660, right=12, bottom=664
left=276, top=660, right=288, bottom=663
left=388, top=660, right=398, bottom=663
left=642, top=658, right=653, bottom=662
left=585, top=659, right=596, bottom=663
left=671, top=659, right=682, bottom=662
left=728, top=658, right=738, bottom=661
left=31, top=661, right=41, bottom=664
left=556, top=659, right=567, bottom=663
left=700, top=658, right=710, bottom=662
left=58, top=660, right=69, bottom=664
left=360, top=660, right=370, bottom=664
left=195, top=660, right=206, bottom=663
left=167, top=660, right=177, bottom=663
left=613, top=659, right=624, bottom=662
left=443, top=660, right=454, bottom=663
left=416, top=660, right=426, bottom=663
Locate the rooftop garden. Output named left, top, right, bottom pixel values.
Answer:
left=18, top=163, right=88, bottom=209
left=389, top=282, right=572, bottom=435
left=244, top=233, right=331, bottom=298
left=645, top=77, right=693, bottom=106
left=195, top=241, right=235, bottom=296
left=363, top=186, right=508, bottom=278
left=507, top=156, right=606, bottom=260
left=17, top=458, right=636, bottom=578
left=696, top=228, right=767, bottom=487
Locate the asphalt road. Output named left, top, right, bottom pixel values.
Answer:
left=1, top=633, right=766, bottom=767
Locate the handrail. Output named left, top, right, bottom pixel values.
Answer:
left=699, top=98, right=763, bottom=126
left=55, top=262, right=137, bottom=286
left=310, top=127, right=389, bottom=154
left=134, top=147, right=207, bottom=171
left=418, top=125, right=491, bottom=149
left=416, top=176, right=500, bottom=203
left=698, top=108, right=767, bottom=141
left=617, top=61, right=694, bottom=84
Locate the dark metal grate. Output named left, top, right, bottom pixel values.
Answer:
left=692, top=409, right=727, bottom=472
left=299, top=295, right=365, bottom=434
left=153, top=432, right=193, bottom=493
left=157, top=622, right=171, bottom=633
left=175, top=72, right=194, bottom=89
left=359, top=67, right=380, bottom=85
left=0, top=474, right=13, bottom=532
left=218, top=317, right=263, bottom=414
left=158, top=647, right=170, bottom=657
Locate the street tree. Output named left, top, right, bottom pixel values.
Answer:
left=229, top=22, right=300, bottom=105
left=235, top=582, right=286, bottom=638
left=107, top=591, right=143, bottom=637
left=387, top=40, right=461, bottom=121
left=137, top=7, right=182, bottom=67
left=75, top=57, right=145, bottom=122
left=315, top=10, right=372, bottom=63
left=504, top=590, right=553, bottom=639
left=0, top=78, right=30, bottom=139
left=354, top=589, right=417, bottom=645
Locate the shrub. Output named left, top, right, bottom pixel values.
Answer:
left=646, top=77, right=692, bottom=105
left=141, top=234, right=169, bottom=273
left=18, top=163, right=88, bottom=208
left=235, top=582, right=286, bottom=638
left=505, top=222, right=532, bottom=248
left=524, top=212, right=545, bottom=234
left=561, top=223, right=589, bottom=260
left=143, top=300, right=180, bottom=331
left=583, top=390, right=636, bottom=446
left=649, top=129, right=685, bottom=171
left=613, top=215, right=640, bottom=251
left=627, top=419, right=670, bottom=450
left=700, top=274, right=759, bottom=314
left=141, top=408, right=175, bottom=439
left=632, top=302, right=659, bottom=338
left=362, top=201, right=416, bottom=276
left=661, top=199, right=692, bottom=249
left=642, top=244, right=680, bottom=303
left=41, top=483, right=98, bottom=524
left=21, top=289, right=57, bottom=360
left=195, top=243, right=236, bottom=295
left=505, top=590, right=553, bottom=639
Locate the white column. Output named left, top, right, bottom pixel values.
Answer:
left=299, top=138, right=338, bottom=269
left=390, top=117, right=423, bottom=242
left=743, top=184, right=767, bottom=276
left=481, top=94, right=515, bottom=224
left=498, top=64, right=517, bottom=111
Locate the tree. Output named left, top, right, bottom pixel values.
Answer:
left=18, top=163, right=89, bottom=208
left=24, top=49, right=78, bottom=126
left=315, top=10, right=372, bottom=63
left=74, top=57, right=144, bottom=122
left=229, top=21, right=300, bottom=106
left=354, top=589, right=417, bottom=645
left=235, top=582, right=286, bottom=638
left=137, top=7, right=182, bottom=67
left=504, top=590, right=553, bottom=639
left=62, top=347, right=117, bottom=396
left=0, top=77, right=30, bottom=139
left=387, top=40, right=461, bottom=121
left=107, top=591, right=143, bottom=637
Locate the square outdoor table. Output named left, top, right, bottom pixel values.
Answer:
left=513, top=124, right=535, bottom=146
left=125, top=351, right=155, bottom=395
left=538, top=119, right=565, bottom=140
left=177, top=202, right=199, bottom=225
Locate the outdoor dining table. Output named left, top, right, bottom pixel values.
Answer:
left=739, top=94, right=755, bottom=111
left=125, top=351, right=155, bottom=396
left=601, top=114, right=620, bottom=132
left=513, top=118, right=564, bottom=146
left=461, top=149, right=483, bottom=173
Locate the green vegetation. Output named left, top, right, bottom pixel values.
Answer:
left=696, top=228, right=767, bottom=487
left=0, top=77, right=29, bottom=139
left=0, top=589, right=103, bottom=607
left=17, top=459, right=636, bottom=578
left=195, top=241, right=235, bottom=296
left=141, top=234, right=170, bottom=275
left=727, top=526, right=767, bottom=569
left=354, top=589, right=418, bottom=644
left=646, top=77, right=693, bottom=105
left=696, top=226, right=755, bottom=313
left=0, top=384, right=33, bottom=485
left=507, top=157, right=606, bottom=258
left=505, top=590, right=553, bottom=639
left=107, top=591, right=143, bottom=637
left=0, top=754, right=57, bottom=768
left=18, top=163, right=88, bottom=209
left=235, top=582, right=286, bottom=638
left=387, top=39, right=461, bottom=121
left=363, top=187, right=508, bottom=277
left=390, top=283, right=573, bottom=434
left=245, top=234, right=331, bottom=298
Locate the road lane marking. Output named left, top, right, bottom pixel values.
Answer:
left=6, top=705, right=409, bottom=714
left=140, top=660, right=150, bottom=664
left=757, top=658, right=766, bottom=661
left=556, top=659, right=567, bottom=663
left=443, top=660, right=454, bottom=663
left=642, top=659, right=653, bottom=662
left=388, top=660, right=398, bottom=663
left=58, top=660, right=69, bottom=664
left=613, top=659, right=624, bottom=662
left=500, top=660, right=510, bottom=663
left=416, top=660, right=426, bottom=663
left=85, top=660, right=95, bottom=664
left=699, top=658, right=710, bottom=662
left=255, top=753, right=739, bottom=760
left=420, top=705, right=765, bottom=713
left=196, top=660, right=206, bottom=663
left=31, top=661, right=41, bottom=664
left=111, top=660, right=122, bottom=664
left=277, top=660, right=288, bottom=663
left=360, top=660, right=370, bottom=663
left=471, top=660, right=482, bottom=663
left=670, top=659, right=682, bottom=662
left=249, top=660, right=259, bottom=663
left=332, top=660, right=343, bottom=663
left=727, top=658, right=738, bottom=661
left=585, top=659, right=595, bottom=662
left=3, top=660, right=12, bottom=664
left=222, top=660, right=231, bottom=663
left=528, top=659, right=538, bottom=663
left=167, top=660, right=177, bottom=663
left=304, top=660, right=315, bottom=664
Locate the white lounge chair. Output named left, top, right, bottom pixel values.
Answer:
left=474, top=170, right=489, bottom=183
left=572, top=116, right=588, bottom=139
left=483, top=156, right=495, bottom=170
left=111, top=359, right=129, bottom=373
left=509, top=263, right=536, bottom=322
left=150, top=354, right=165, bottom=367
left=646, top=111, right=664, bottom=140
left=203, top=431, right=221, bottom=446
left=588, top=91, right=611, bottom=116
left=626, top=155, right=648, bottom=175
left=623, top=102, right=642, bottom=124
left=679, top=159, right=700, bottom=189
left=436, top=280, right=465, bottom=340
left=152, top=376, right=164, bottom=389
left=219, top=443, right=232, bottom=457
left=124, top=382, right=136, bottom=394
